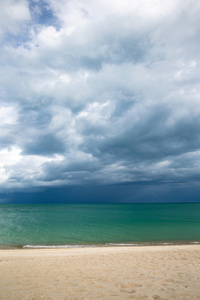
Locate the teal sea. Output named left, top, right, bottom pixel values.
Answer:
left=0, top=203, right=200, bottom=248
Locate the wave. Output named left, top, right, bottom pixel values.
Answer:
left=23, top=241, right=200, bottom=249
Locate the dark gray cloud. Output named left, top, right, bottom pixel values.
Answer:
left=0, top=0, right=200, bottom=196
left=23, top=133, right=66, bottom=155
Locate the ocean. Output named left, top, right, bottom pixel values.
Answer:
left=0, top=203, right=200, bottom=248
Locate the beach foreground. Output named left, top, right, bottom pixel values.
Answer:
left=0, top=245, right=200, bottom=300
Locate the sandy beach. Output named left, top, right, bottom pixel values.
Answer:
left=0, top=245, right=200, bottom=300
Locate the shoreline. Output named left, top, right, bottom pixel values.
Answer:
left=0, top=243, right=200, bottom=253
left=0, top=244, right=200, bottom=299
left=0, top=240, right=200, bottom=250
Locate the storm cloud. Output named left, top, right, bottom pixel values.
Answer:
left=0, top=0, right=200, bottom=199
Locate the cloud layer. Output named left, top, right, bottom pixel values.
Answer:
left=0, top=0, right=200, bottom=189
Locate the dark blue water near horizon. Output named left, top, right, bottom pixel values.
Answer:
left=0, top=203, right=200, bottom=248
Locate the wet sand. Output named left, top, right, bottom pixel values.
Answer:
left=0, top=245, right=200, bottom=300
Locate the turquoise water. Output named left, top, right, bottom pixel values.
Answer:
left=0, top=203, right=200, bottom=247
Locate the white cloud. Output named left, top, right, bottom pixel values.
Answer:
left=2, top=150, right=65, bottom=188
left=0, top=0, right=30, bottom=40
left=0, top=105, right=18, bottom=125
left=0, top=147, right=21, bottom=183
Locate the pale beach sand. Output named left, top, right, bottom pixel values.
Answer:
left=0, top=245, right=200, bottom=300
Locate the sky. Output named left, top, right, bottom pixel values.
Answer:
left=0, top=0, right=200, bottom=203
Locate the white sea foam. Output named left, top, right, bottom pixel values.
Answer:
left=23, top=241, right=200, bottom=249
left=24, top=243, right=139, bottom=249
left=107, top=243, right=139, bottom=246
left=23, top=245, right=89, bottom=249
